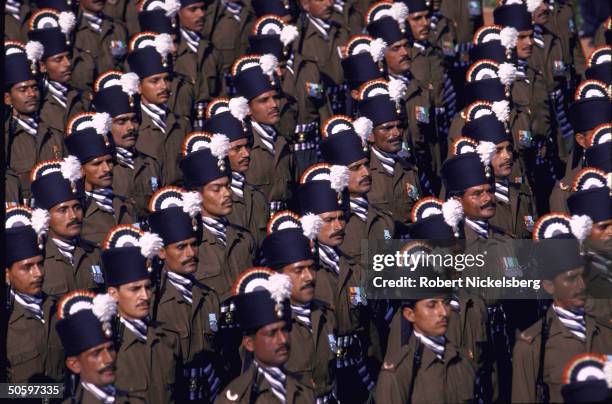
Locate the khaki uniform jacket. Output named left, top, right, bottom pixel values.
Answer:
left=42, top=237, right=103, bottom=297
left=286, top=300, right=337, bottom=399
left=7, top=296, right=64, bottom=383
left=549, top=165, right=580, bottom=212
left=4, top=119, right=64, bottom=200
left=410, top=45, right=446, bottom=112
left=227, top=182, right=269, bottom=249
left=74, top=11, right=128, bottom=73
left=4, top=6, right=30, bottom=42
left=169, top=74, right=197, bottom=122
left=5, top=167, right=23, bottom=205
left=441, top=0, right=484, bottom=44
left=375, top=332, right=475, bottom=404
left=103, top=0, right=139, bottom=37
left=71, top=48, right=99, bottom=94
left=112, top=151, right=162, bottom=221
left=39, top=88, right=88, bottom=138
left=215, top=362, right=316, bottom=404
left=208, top=2, right=251, bottom=73
left=114, top=320, right=181, bottom=404
left=80, top=195, right=133, bottom=246
left=489, top=179, right=536, bottom=239
left=594, top=18, right=611, bottom=47
left=367, top=150, right=421, bottom=229
left=430, top=14, right=457, bottom=62
left=545, top=2, right=586, bottom=77
left=340, top=204, right=394, bottom=264
left=135, top=110, right=188, bottom=186
left=62, top=383, right=144, bottom=404
left=175, top=38, right=224, bottom=105
left=511, top=307, right=612, bottom=403
left=195, top=222, right=255, bottom=300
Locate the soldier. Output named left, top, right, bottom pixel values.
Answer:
left=102, top=225, right=182, bottom=403
left=512, top=237, right=612, bottom=402
left=231, top=57, right=295, bottom=215
left=204, top=101, right=270, bottom=248
left=4, top=43, right=64, bottom=202
left=340, top=40, right=383, bottom=118
left=92, top=70, right=163, bottom=221
left=73, top=0, right=128, bottom=72
left=179, top=132, right=255, bottom=299
left=64, top=112, right=132, bottom=245
left=4, top=0, right=30, bottom=42
left=30, top=158, right=104, bottom=296
left=319, top=116, right=394, bottom=261
left=545, top=0, right=586, bottom=78
left=148, top=187, right=223, bottom=402
left=127, top=32, right=191, bottom=185
left=261, top=212, right=338, bottom=402
left=6, top=216, right=64, bottom=383
left=216, top=270, right=316, bottom=403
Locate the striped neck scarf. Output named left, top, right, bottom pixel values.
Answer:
left=389, top=72, right=412, bottom=85
left=120, top=316, right=148, bottom=342
left=255, top=360, right=287, bottom=404
left=533, top=24, right=545, bottom=48
left=86, top=188, right=115, bottom=214
left=308, top=15, right=331, bottom=40
left=83, top=11, right=103, bottom=33
left=231, top=171, right=245, bottom=199
left=291, top=302, right=312, bottom=331
left=13, top=115, right=38, bottom=137
left=44, top=79, right=68, bottom=108
left=442, top=71, right=457, bottom=121
left=141, top=102, right=168, bottom=133
left=115, top=147, right=134, bottom=169
left=166, top=270, right=194, bottom=304
left=550, top=86, right=574, bottom=141
left=350, top=196, right=368, bottom=222
left=319, top=244, right=340, bottom=275
left=52, top=237, right=77, bottom=266
left=5, top=0, right=21, bottom=20
left=180, top=28, right=201, bottom=53
left=81, top=382, right=116, bottom=404
left=414, top=40, right=429, bottom=53
left=495, top=178, right=510, bottom=204
left=333, top=0, right=345, bottom=13
left=12, top=290, right=44, bottom=323
left=516, top=59, right=529, bottom=83
left=449, top=294, right=460, bottom=312
left=372, top=147, right=396, bottom=176
left=414, top=329, right=445, bottom=360
left=252, top=121, right=277, bottom=155
left=202, top=216, right=228, bottom=246
left=221, top=0, right=242, bottom=21
left=553, top=304, right=586, bottom=342
left=465, top=218, right=489, bottom=239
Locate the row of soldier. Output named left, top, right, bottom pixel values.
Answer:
left=4, top=0, right=612, bottom=403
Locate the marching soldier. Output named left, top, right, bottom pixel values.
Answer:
left=545, top=0, right=586, bottom=78
left=4, top=0, right=30, bottom=42
left=340, top=41, right=383, bottom=118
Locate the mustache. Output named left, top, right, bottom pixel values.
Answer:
left=359, top=175, right=371, bottom=185
left=330, top=230, right=345, bottom=238
left=300, top=282, right=315, bottom=290
left=275, top=343, right=289, bottom=354
left=157, top=90, right=170, bottom=97
left=122, top=131, right=137, bottom=139
left=98, top=364, right=116, bottom=374
left=136, top=301, right=149, bottom=308
left=67, top=219, right=82, bottom=227
left=480, top=201, right=495, bottom=209
left=181, top=256, right=199, bottom=266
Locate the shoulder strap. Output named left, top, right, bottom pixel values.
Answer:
left=535, top=315, right=551, bottom=403
left=407, top=338, right=423, bottom=404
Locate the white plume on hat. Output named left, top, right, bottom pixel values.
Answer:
left=476, top=141, right=497, bottom=167
left=229, top=96, right=250, bottom=121
left=154, top=33, right=173, bottom=58
left=60, top=155, right=83, bottom=184
left=505, top=0, right=523, bottom=5
left=390, top=2, right=409, bottom=30
left=498, top=62, right=517, bottom=86
left=280, top=24, right=299, bottom=47
left=492, top=100, right=510, bottom=123
left=92, top=112, right=112, bottom=135
left=164, top=0, right=181, bottom=17
left=181, top=191, right=202, bottom=218
left=526, top=0, right=543, bottom=13
left=500, top=27, right=519, bottom=50
left=266, top=273, right=292, bottom=305
left=370, top=38, right=387, bottom=63
left=389, top=78, right=407, bottom=104
left=138, top=231, right=164, bottom=259
left=31, top=208, right=50, bottom=237
left=329, top=165, right=349, bottom=193
left=119, top=73, right=140, bottom=95
left=209, top=134, right=230, bottom=160
left=92, top=293, right=117, bottom=323
left=25, top=41, right=44, bottom=63
left=570, top=214, right=593, bottom=241
left=604, top=358, right=612, bottom=388
left=300, top=213, right=323, bottom=240
left=259, top=54, right=279, bottom=77
left=442, top=199, right=464, bottom=236
left=58, top=12, right=76, bottom=35
left=353, top=117, right=373, bottom=144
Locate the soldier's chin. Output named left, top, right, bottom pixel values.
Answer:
left=479, top=206, right=495, bottom=219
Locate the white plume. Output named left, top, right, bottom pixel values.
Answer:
left=388, top=78, right=407, bottom=104
left=164, top=0, right=181, bottom=17
left=154, top=33, right=173, bottom=58
left=604, top=358, right=612, bottom=389
left=500, top=27, right=518, bottom=50
left=570, top=214, right=593, bottom=241
left=476, top=141, right=497, bottom=166
left=228, top=96, right=250, bottom=121
left=442, top=199, right=464, bottom=232
left=25, top=41, right=44, bottom=63
left=280, top=24, right=299, bottom=47
left=92, top=112, right=112, bottom=135
left=390, top=2, right=409, bottom=30
left=266, top=273, right=292, bottom=304
left=58, top=12, right=76, bottom=35
left=498, top=62, right=517, bottom=86
left=259, top=54, right=279, bottom=77
left=353, top=117, right=373, bottom=144
left=506, top=0, right=523, bottom=5
left=209, top=134, right=230, bottom=160
left=492, top=100, right=510, bottom=123
left=369, top=38, right=387, bottom=63
left=92, top=293, right=117, bottom=323
left=138, top=231, right=164, bottom=259
left=60, top=155, right=82, bottom=183
left=119, top=72, right=140, bottom=95
left=31, top=208, right=50, bottom=237
left=526, top=0, right=543, bottom=13
left=300, top=213, right=323, bottom=240
left=329, top=165, right=349, bottom=193
left=181, top=191, right=202, bottom=218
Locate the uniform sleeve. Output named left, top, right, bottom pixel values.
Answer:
left=375, top=369, right=407, bottom=404
left=511, top=339, right=538, bottom=403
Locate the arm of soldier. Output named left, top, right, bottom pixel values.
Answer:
left=511, top=336, right=539, bottom=403
left=195, top=47, right=223, bottom=105
left=374, top=366, right=408, bottom=404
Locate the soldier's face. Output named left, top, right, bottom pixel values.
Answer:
left=347, top=158, right=371, bottom=195
left=491, top=141, right=514, bottom=179
left=590, top=219, right=612, bottom=240
left=301, top=0, right=333, bottom=20
left=109, top=278, right=153, bottom=320
left=532, top=3, right=550, bottom=25
left=385, top=39, right=411, bottom=75
left=281, top=259, right=316, bottom=304
left=49, top=200, right=84, bottom=239
left=139, top=72, right=171, bottom=105
left=516, top=30, right=534, bottom=59
left=40, top=52, right=72, bottom=84
left=82, top=154, right=114, bottom=190
left=5, top=80, right=40, bottom=115
left=317, top=211, right=346, bottom=247
left=543, top=266, right=586, bottom=311
left=228, top=138, right=251, bottom=173
left=67, top=342, right=117, bottom=387
left=460, top=183, right=496, bottom=220
left=370, top=120, right=403, bottom=154
left=179, top=2, right=206, bottom=32
left=80, top=0, right=106, bottom=13
left=110, top=113, right=139, bottom=149
left=159, top=237, right=199, bottom=274
left=243, top=320, right=290, bottom=367
left=408, top=11, right=430, bottom=41
left=200, top=176, right=233, bottom=217
left=6, top=255, right=44, bottom=296
left=249, top=90, right=280, bottom=126
left=403, top=298, right=450, bottom=337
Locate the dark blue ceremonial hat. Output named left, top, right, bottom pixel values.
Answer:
left=179, top=0, right=203, bottom=7
left=28, top=28, right=69, bottom=59
left=4, top=52, right=35, bottom=88
left=138, top=9, right=176, bottom=35
left=464, top=78, right=505, bottom=104
left=562, top=379, right=611, bottom=403
left=66, top=128, right=113, bottom=164
left=298, top=181, right=347, bottom=215
left=359, top=95, right=399, bottom=127
left=31, top=160, right=83, bottom=210
left=5, top=226, right=43, bottom=267
left=102, top=247, right=150, bottom=286
left=263, top=228, right=313, bottom=270
left=252, top=0, right=291, bottom=16
left=128, top=47, right=171, bottom=79
left=149, top=207, right=197, bottom=245
left=463, top=115, right=511, bottom=144
left=535, top=238, right=584, bottom=279
left=409, top=214, right=455, bottom=239
left=93, top=86, right=140, bottom=118
left=248, top=34, right=284, bottom=59
left=34, top=0, right=74, bottom=11
left=180, top=149, right=230, bottom=189
left=585, top=143, right=612, bottom=172
left=442, top=153, right=489, bottom=195
left=585, top=63, right=612, bottom=85
left=233, top=66, right=274, bottom=101
left=367, top=16, right=406, bottom=46
left=469, top=41, right=516, bottom=64
left=494, top=3, right=533, bottom=31
left=402, top=0, right=429, bottom=13
left=234, top=289, right=291, bottom=332
left=204, top=112, right=248, bottom=142
left=569, top=98, right=612, bottom=133
left=568, top=187, right=612, bottom=223
left=342, top=53, right=382, bottom=91
left=321, top=129, right=367, bottom=166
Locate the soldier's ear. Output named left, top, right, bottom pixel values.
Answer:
left=300, top=0, right=310, bottom=13
left=39, top=61, right=47, bottom=74
left=402, top=306, right=416, bottom=323
left=542, top=279, right=554, bottom=296
left=65, top=357, right=81, bottom=375
left=158, top=247, right=167, bottom=260
left=4, top=92, right=13, bottom=106
left=242, top=335, right=255, bottom=353
left=574, top=132, right=588, bottom=149
left=107, top=287, right=119, bottom=301
left=5, top=268, right=11, bottom=284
